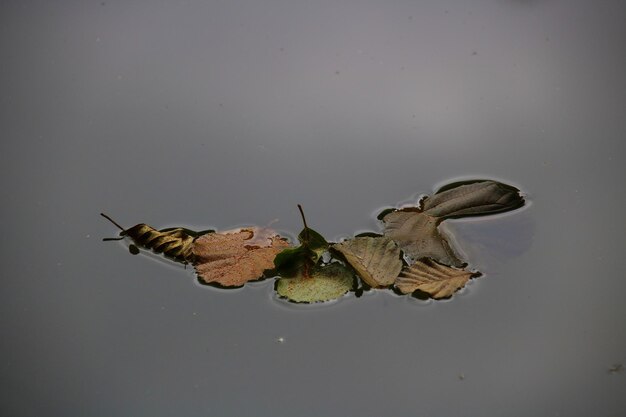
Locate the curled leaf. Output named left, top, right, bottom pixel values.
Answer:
left=275, top=263, right=355, bottom=303
left=193, top=228, right=290, bottom=287
left=125, top=225, right=199, bottom=262
left=423, top=180, right=525, bottom=219
left=100, top=213, right=213, bottom=263
left=382, top=180, right=524, bottom=267
left=332, top=236, right=402, bottom=288
left=395, top=259, right=479, bottom=299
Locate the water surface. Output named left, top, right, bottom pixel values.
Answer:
left=2, top=1, right=625, bottom=416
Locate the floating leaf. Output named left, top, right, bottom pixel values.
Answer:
left=395, top=259, right=478, bottom=299
left=382, top=180, right=525, bottom=267
left=297, top=223, right=328, bottom=262
left=423, top=180, right=525, bottom=219
left=274, top=205, right=329, bottom=277
left=275, top=263, right=355, bottom=303
left=102, top=178, right=526, bottom=306
left=101, top=213, right=213, bottom=263
left=193, top=228, right=290, bottom=287
left=382, top=210, right=463, bottom=267
left=332, top=236, right=402, bottom=288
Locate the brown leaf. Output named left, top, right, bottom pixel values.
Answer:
left=100, top=213, right=213, bottom=264
left=382, top=211, right=463, bottom=267
left=381, top=180, right=525, bottom=268
left=395, top=259, right=478, bottom=299
left=423, top=180, right=525, bottom=219
left=332, top=236, right=402, bottom=288
left=193, top=228, right=290, bottom=287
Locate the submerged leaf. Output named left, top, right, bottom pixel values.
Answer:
left=423, top=180, right=524, bottom=219
left=193, top=228, right=290, bottom=287
left=395, top=259, right=478, bottom=299
left=382, top=211, right=463, bottom=267
left=332, top=236, right=402, bottom=288
left=273, top=246, right=311, bottom=276
left=275, top=263, right=355, bottom=303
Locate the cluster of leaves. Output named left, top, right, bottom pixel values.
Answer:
left=102, top=179, right=525, bottom=304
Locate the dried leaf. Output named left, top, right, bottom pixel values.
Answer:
left=102, top=179, right=526, bottom=305
left=423, top=180, right=524, bottom=219
left=382, top=211, right=463, bottom=267
left=395, top=259, right=478, bottom=299
left=193, top=228, right=290, bottom=287
left=275, top=263, right=355, bottom=303
left=126, top=225, right=198, bottom=262
left=332, top=236, right=402, bottom=288
left=381, top=180, right=524, bottom=267
left=100, top=213, right=213, bottom=263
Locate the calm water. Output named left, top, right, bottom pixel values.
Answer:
left=2, top=1, right=625, bottom=416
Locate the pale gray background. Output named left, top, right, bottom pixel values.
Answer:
left=1, top=1, right=625, bottom=416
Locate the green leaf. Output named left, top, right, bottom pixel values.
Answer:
left=297, top=226, right=328, bottom=261
left=275, top=263, right=355, bottom=303
left=274, top=205, right=329, bottom=277
left=273, top=246, right=313, bottom=277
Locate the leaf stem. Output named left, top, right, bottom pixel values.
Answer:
left=100, top=213, right=126, bottom=231
left=297, top=204, right=310, bottom=243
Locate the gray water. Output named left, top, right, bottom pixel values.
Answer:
left=2, top=1, right=625, bottom=416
